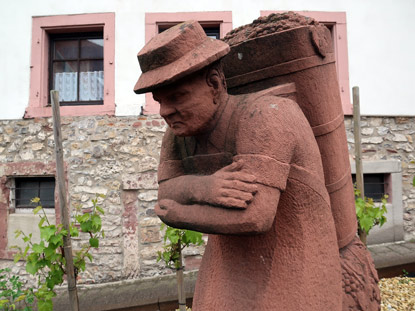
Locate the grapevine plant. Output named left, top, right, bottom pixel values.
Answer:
left=0, top=268, right=34, bottom=311
left=11, top=195, right=105, bottom=311
left=157, top=224, right=203, bottom=269
left=355, top=187, right=388, bottom=244
left=157, top=224, right=203, bottom=311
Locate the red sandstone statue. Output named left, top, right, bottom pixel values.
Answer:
left=134, top=16, right=380, bottom=311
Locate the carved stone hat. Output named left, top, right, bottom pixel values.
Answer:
left=134, top=20, right=230, bottom=94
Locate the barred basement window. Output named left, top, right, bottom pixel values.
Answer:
left=352, top=173, right=389, bottom=202
left=14, top=177, right=55, bottom=210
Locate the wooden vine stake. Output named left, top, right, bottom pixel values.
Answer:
left=176, top=245, right=186, bottom=311
left=352, top=86, right=366, bottom=245
left=50, top=90, right=80, bottom=311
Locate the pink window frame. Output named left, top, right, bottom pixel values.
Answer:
left=0, top=162, right=66, bottom=260
left=143, top=12, right=233, bottom=114
left=261, top=11, right=352, bottom=115
left=25, top=13, right=115, bottom=119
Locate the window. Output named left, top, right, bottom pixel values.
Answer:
left=50, top=33, right=104, bottom=105
left=25, top=13, right=115, bottom=118
left=158, top=24, right=220, bottom=39
left=14, top=177, right=55, bottom=210
left=352, top=173, right=389, bottom=202
left=143, top=12, right=233, bottom=114
left=0, top=162, right=61, bottom=259
left=260, top=11, right=352, bottom=114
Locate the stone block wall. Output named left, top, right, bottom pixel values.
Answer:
left=0, top=115, right=203, bottom=287
left=0, top=115, right=414, bottom=286
left=344, top=116, right=415, bottom=241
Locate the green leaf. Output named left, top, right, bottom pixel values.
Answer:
left=49, top=235, right=62, bottom=246
left=38, top=217, right=46, bottom=228
left=40, top=226, right=56, bottom=241
left=32, top=243, right=45, bottom=254
left=89, top=238, right=99, bottom=248
left=37, top=298, right=53, bottom=311
left=80, top=221, right=92, bottom=232
left=23, top=245, right=30, bottom=257
left=26, top=261, right=37, bottom=275
left=31, top=197, right=41, bottom=204
left=78, top=213, right=90, bottom=223
left=91, top=215, right=102, bottom=231
left=183, top=230, right=203, bottom=245
left=44, top=246, right=57, bottom=258
left=15, top=294, right=26, bottom=302
left=33, top=205, right=43, bottom=215
left=75, top=258, right=86, bottom=271
left=359, top=215, right=374, bottom=234
left=96, top=205, right=105, bottom=215
left=165, top=227, right=180, bottom=244
left=70, top=225, right=79, bottom=237
left=60, top=228, right=68, bottom=236
left=14, top=253, right=22, bottom=263
left=162, top=251, right=170, bottom=263
left=413, top=176, right=415, bottom=187
left=14, top=230, right=22, bottom=238
left=85, top=253, right=93, bottom=262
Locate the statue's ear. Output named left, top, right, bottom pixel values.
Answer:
left=206, top=68, right=221, bottom=90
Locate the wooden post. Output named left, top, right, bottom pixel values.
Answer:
left=353, top=86, right=367, bottom=244
left=176, top=243, right=186, bottom=311
left=50, top=90, right=80, bottom=311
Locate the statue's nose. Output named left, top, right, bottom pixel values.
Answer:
left=159, top=103, right=177, bottom=119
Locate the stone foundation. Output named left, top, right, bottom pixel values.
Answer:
left=0, top=115, right=414, bottom=285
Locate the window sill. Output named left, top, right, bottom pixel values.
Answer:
left=24, top=104, right=115, bottom=118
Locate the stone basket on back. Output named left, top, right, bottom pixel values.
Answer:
left=222, top=12, right=356, bottom=249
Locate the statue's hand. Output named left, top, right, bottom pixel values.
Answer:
left=199, top=160, right=258, bottom=209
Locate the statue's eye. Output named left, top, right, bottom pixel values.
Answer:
left=169, top=91, right=187, bottom=103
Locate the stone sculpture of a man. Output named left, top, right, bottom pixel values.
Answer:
left=134, top=20, right=343, bottom=310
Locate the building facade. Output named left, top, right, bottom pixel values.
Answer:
left=0, top=0, right=414, bottom=293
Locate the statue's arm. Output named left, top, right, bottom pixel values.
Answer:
left=156, top=154, right=289, bottom=235
left=158, top=160, right=258, bottom=208
left=156, top=182, right=280, bottom=235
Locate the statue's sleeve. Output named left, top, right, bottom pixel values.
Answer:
left=234, top=95, right=301, bottom=191
left=157, top=128, right=185, bottom=183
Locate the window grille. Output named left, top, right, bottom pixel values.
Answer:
left=14, top=177, right=55, bottom=209
left=352, top=173, right=388, bottom=202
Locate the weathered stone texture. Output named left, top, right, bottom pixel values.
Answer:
left=0, top=115, right=414, bottom=286
left=345, top=116, right=415, bottom=241
left=0, top=116, right=192, bottom=285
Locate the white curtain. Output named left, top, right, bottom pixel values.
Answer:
left=54, top=71, right=104, bottom=102
left=80, top=71, right=104, bottom=101
left=54, top=72, right=77, bottom=102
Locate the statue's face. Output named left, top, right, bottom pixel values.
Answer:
left=152, top=71, right=218, bottom=137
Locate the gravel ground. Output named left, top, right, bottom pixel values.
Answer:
left=380, top=277, right=415, bottom=311
left=176, top=277, right=414, bottom=311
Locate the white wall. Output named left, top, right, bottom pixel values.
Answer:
left=0, top=0, right=414, bottom=119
